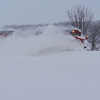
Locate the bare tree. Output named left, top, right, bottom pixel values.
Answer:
left=88, top=24, right=100, bottom=51
left=66, top=4, right=94, bottom=35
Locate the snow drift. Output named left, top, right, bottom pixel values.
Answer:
left=0, top=25, right=85, bottom=56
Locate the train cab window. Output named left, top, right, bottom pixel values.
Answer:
left=76, top=33, right=81, bottom=36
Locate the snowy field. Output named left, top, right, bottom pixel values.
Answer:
left=0, top=25, right=100, bottom=100
left=0, top=51, right=100, bottom=100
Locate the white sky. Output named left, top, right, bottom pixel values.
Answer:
left=0, top=0, right=100, bottom=26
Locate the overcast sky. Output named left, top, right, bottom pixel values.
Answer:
left=0, top=0, right=100, bottom=27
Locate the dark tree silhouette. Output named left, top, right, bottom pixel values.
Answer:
left=66, top=4, right=94, bottom=35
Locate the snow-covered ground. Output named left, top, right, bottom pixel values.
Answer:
left=0, top=51, right=100, bottom=100
left=0, top=25, right=99, bottom=100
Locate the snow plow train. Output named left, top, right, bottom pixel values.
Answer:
left=69, top=30, right=88, bottom=48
